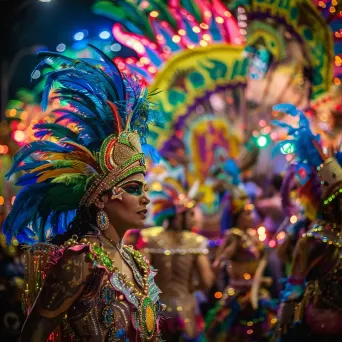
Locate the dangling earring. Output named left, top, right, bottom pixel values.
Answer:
left=96, top=210, right=109, bottom=231
left=111, top=186, right=124, bottom=201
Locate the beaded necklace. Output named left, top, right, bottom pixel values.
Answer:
left=68, top=235, right=160, bottom=341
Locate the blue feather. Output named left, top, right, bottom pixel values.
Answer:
left=34, top=123, right=79, bottom=141
left=14, top=227, right=37, bottom=245
left=273, top=103, right=298, bottom=116
left=272, top=104, right=323, bottom=167
left=41, top=68, right=80, bottom=111
left=37, top=51, right=75, bottom=67
left=54, top=112, right=103, bottom=140
left=142, top=144, right=161, bottom=163
left=15, top=160, right=48, bottom=173
left=88, top=44, right=126, bottom=101
left=16, top=172, right=42, bottom=186
left=2, top=184, right=48, bottom=243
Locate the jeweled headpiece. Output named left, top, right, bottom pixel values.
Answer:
left=3, top=45, right=163, bottom=244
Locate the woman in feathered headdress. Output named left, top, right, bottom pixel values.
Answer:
left=3, top=45, right=165, bottom=342
left=272, top=104, right=342, bottom=341
left=276, top=162, right=321, bottom=274
left=133, top=177, right=214, bottom=342
left=206, top=161, right=276, bottom=342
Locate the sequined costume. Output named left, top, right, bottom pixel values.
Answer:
left=139, top=178, right=214, bottom=342
left=271, top=104, right=342, bottom=341
left=23, top=238, right=162, bottom=342
left=205, top=179, right=276, bottom=341
left=2, top=46, right=165, bottom=341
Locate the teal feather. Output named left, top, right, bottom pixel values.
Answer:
left=34, top=123, right=79, bottom=141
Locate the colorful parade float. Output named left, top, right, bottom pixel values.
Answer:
left=93, top=0, right=251, bottom=243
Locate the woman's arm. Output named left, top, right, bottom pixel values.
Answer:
left=192, top=253, right=215, bottom=291
left=213, top=234, right=238, bottom=270
left=21, top=249, right=90, bottom=342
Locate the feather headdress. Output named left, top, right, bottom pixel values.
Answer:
left=273, top=103, right=342, bottom=208
left=149, top=178, right=199, bottom=226
left=3, top=45, right=164, bottom=244
left=280, top=163, right=321, bottom=221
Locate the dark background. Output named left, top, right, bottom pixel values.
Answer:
left=0, top=0, right=113, bottom=99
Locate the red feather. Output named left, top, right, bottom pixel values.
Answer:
left=106, top=100, right=122, bottom=133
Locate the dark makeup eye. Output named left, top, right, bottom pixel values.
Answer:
left=122, top=182, right=144, bottom=196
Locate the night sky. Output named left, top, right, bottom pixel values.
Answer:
left=1, top=0, right=114, bottom=98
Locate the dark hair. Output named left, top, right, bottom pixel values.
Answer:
left=272, top=174, right=283, bottom=192
left=231, top=210, right=243, bottom=228
left=166, top=211, right=188, bottom=231
left=51, top=188, right=115, bottom=245
left=50, top=205, right=99, bottom=245
left=323, top=198, right=342, bottom=225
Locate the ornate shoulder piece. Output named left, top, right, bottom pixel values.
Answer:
left=64, top=236, right=118, bottom=273
left=22, top=243, right=62, bottom=314
left=182, top=231, right=209, bottom=254
left=141, top=227, right=164, bottom=240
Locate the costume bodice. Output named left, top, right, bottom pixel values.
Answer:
left=139, top=227, right=209, bottom=338
left=225, top=228, right=264, bottom=281
left=23, top=239, right=163, bottom=342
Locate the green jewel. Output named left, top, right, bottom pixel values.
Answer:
left=93, top=245, right=104, bottom=255
left=102, top=256, right=113, bottom=269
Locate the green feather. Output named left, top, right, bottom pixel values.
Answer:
left=34, top=123, right=79, bottom=141
left=51, top=174, right=87, bottom=186
left=181, top=0, right=203, bottom=23
left=148, top=0, right=178, bottom=29
left=93, top=0, right=155, bottom=40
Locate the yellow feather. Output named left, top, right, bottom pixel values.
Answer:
left=29, top=163, right=52, bottom=173
left=63, top=141, right=96, bottom=160
left=40, top=151, right=98, bottom=169
left=37, top=168, right=79, bottom=183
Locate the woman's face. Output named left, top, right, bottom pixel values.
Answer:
left=102, top=173, right=150, bottom=231
left=169, top=208, right=196, bottom=231
left=237, top=209, right=255, bottom=229
left=184, top=208, right=195, bottom=231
